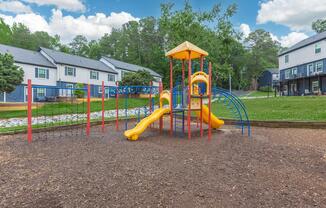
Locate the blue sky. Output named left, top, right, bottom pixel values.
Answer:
left=0, top=0, right=324, bottom=46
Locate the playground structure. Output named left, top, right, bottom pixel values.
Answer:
left=20, top=42, right=250, bottom=143
left=124, top=41, right=250, bottom=140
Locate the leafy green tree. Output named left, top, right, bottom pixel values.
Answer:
left=120, top=70, right=154, bottom=86
left=69, top=35, right=89, bottom=57
left=245, top=29, right=280, bottom=89
left=11, top=23, right=34, bottom=50
left=0, top=53, right=24, bottom=93
left=74, top=83, right=85, bottom=98
left=31, top=32, right=60, bottom=50
left=0, top=18, right=12, bottom=44
left=312, top=19, right=326, bottom=33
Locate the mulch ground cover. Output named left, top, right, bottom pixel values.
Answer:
left=0, top=121, right=326, bottom=207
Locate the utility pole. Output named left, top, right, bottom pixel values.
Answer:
left=229, top=72, right=232, bottom=93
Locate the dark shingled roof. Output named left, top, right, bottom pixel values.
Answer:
left=40, top=47, right=117, bottom=74
left=266, top=68, right=279, bottom=74
left=279, top=31, right=326, bottom=56
left=0, top=44, right=56, bottom=68
left=102, top=56, right=162, bottom=78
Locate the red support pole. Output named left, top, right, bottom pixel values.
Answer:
left=188, top=52, right=192, bottom=140
left=86, top=84, right=91, bottom=136
left=208, top=62, right=212, bottom=140
left=27, top=79, right=32, bottom=143
left=182, top=59, right=185, bottom=133
left=169, top=58, right=173, bottom=136
left=149, top=81, right=153, bottom=128
left=200, top=56, right=204, bottom=137
left=101, top=81, right=105, bottom=133
left=200, top=95, right=203, bottom=137
left=159, top=81, right=163, bottom=134
left=115, top=81, right=119, bottom=131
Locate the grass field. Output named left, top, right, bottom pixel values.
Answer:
left=213, top=96, right=326, bottom=121
left=0, top=98, right=157, bottom=119
left=244, top=90, right=277, bottom=97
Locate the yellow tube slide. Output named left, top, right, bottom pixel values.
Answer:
left=124, top=108, right=170, bottom=141
left=195, top=105, right=224, bottom=129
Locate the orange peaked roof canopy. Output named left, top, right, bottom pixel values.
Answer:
left=165, top=41, right=208, bottom=60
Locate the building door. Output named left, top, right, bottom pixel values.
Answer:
left=24, top=86, right=33, bottom=103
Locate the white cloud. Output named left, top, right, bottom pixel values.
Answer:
left=0, top=12, right=50, bottom=32
left=239, top=23, right=251, bottom=38
left=0, top=0, right=32, bottom=14
left=238, top=23, right=308, bottom=48
left=274, top=32, right=308, bottom=48
left=22, top=0, right=86, bottom=12
left=257, top=0, right=326, bottom=31
left=0, top=9, right=140, bottom=43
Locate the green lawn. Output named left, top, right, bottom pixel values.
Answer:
left=245, top=91, right=277, bottom=97
left=213, top=96, right=326, bottom=121
left=0, top=97, right=158, bottom=119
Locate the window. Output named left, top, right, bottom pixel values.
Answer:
left=66, top=83, right=74, bottom=88
left=65, top=66, right=76, bottom=76
left=316, top=61, right=323, bottom=72
left=307, top=64, right=314, bottom=76
left=108, top=74, right=115, bottom=82
left=285, top=55, right=289, bottom=63
left=285, top=69, right=290, bottom=79
left=121, top=71, right=127, bottom=78
left=90, top=71, right=99, bottom=80
left=98, top=86, right=102, bottom=93
left=36, top=88, right=46, bottom=97
left=35, top=68, right=49, bottom=79
left=292, top=67, right=297, bottom=75
left=315, top=44, right=321, bottom=54
left=312, top=81, right=319, bottom=92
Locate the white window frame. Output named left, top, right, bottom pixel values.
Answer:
left=307, top=64, right=314, bottom=76
left=24, top=86, right=33, bottom=103
left=315, top=61, right=323, bottom=72
left=312, top=81, right=319, bottom=93
left=36, top=68, right=48, bottom=79
left=108, top=74, right=115, bottom=82
left=36, top=88, right=46, bottom=98
left=315, top=43, right=321, bottom=54
left=285, top=55, right=289, bottom=63
left=65, top=66, right=76, bottom=76
left=98, top=85, right=102, bottom=93
left=66, top=83, right=74, bottom=88
left=292, top=67, right=297, bottom=75
left=90, top=71, right=99, bottom=80
left=285, top=69, right=290, bottom=79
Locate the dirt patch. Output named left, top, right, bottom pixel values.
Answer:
left=0, top=123, right=326, bottom=207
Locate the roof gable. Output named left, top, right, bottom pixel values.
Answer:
left=0, top=44, right=56, bottom=68
left=279, top=31, right=326, bottom=56
left=102, top=57, right=162, bottom=78
left=40, top=47, right=117, bottom=74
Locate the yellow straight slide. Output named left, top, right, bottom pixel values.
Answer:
left=195, top=105, right=224, bottom=129
left=124, top=107, right=170, bottom=141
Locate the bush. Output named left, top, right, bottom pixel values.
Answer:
left=259, top=86, right=273, bottom=92
left=74, top=83, right=85, bottom=98
left=120, top=70, right=154, bottom=86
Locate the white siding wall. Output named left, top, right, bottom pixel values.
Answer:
left=56, top=64, right=116, bottom=86
left=279, top=40, right=326, bottom=70
left=100, top=58, right=161, bottom=86
left=18, top=63, right=57, bottom=86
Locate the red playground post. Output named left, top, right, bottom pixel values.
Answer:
left=200, top=56, right=203, bottom=137
left=115, top=81, right=119, bottom=131
left=159, top=81, right=163, bottom=134
left=101, top=81, right=105, bottom=133
left=86, top=84, right=91, bottom=136
left=187, top=51, right=192, bottom=140
left=27, top=79, right=32, bottom=143
left=149, top=81, right=153, bottom=128
left=208, top=62, right=212, bottom=140
left=169, top=58, right=173, bottom=136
